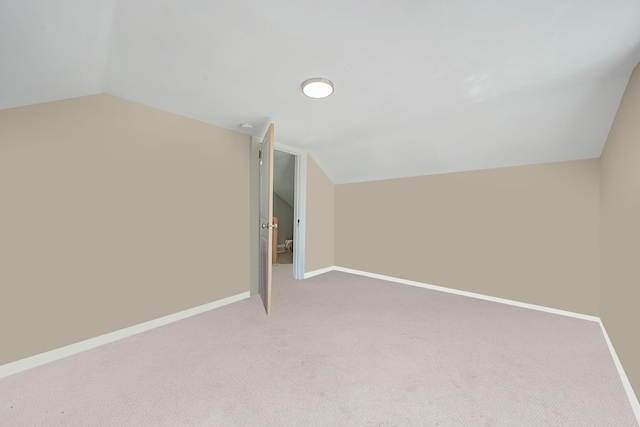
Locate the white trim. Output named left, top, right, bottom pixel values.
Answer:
left=0, top=291, right=250, bottom=379
left=333, top=266, right=600, bottom=322
left=304, top=266, right=336, bottom=279
left=274, top=142, right=307, bottom=280
left=599, top=321, right=640, bottom=423
left=294, top=153, right=307, bottom=280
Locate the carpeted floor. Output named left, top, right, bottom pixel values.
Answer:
left=1, top=265, right=637, bottom=426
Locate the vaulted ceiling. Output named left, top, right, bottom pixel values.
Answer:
left=2, top=0, right=640, bottom=184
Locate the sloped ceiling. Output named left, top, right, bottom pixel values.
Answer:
left=0, top=0, right=116, bottom=108
left=2, top=0, right=640, bottom=184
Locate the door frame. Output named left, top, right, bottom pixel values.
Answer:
left=273, top=143, right=307, bottom=280
left=250, top=138, right=307, bottom=296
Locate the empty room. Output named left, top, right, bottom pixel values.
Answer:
left=1, top=0, right=639, bottom=425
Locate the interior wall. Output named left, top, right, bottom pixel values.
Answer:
left=305, top=155, right=334, bottom=273
left=249, top=137, right=260, bottom=296
left=600, top=63, right=640, bottom=397
left=273, top=193, right=294, bottom=246
left=335, top=159, right=600, bottom=315
left=0, top=94, right=250, bottom=365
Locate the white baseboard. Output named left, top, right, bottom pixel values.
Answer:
left=333, top=266, right=599, bottom=322
left=304, top=266, right=336, bottom=278
left=598, top=321, right=640, bottom=422
left=0, top=291, right=250, bottom=379
left=305, top=265, right=600, bottom=321
left=304, top=265, right=638, bottom=420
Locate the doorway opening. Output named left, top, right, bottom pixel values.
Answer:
left=273, top=150, right=295, bottom=266
left=250, top=137, right=306, bottom=297
left=272, top=143, right=306, bottom=280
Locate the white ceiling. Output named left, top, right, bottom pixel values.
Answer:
left=2, top=0, right=640, bottom=184
left=0, top=0, right=116, bottom=108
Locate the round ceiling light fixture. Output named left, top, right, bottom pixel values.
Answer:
left=301, top=78, right=334, bottom=99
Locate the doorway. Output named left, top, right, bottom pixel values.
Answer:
left=250, top=138, right=307, bottom=297
left=273, top=150, right=295, bottom=265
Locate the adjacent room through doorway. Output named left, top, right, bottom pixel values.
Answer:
left=273, top=150, right=295, bottom=265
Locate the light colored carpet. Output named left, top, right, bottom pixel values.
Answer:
left=1, top=265, right=637, bottom=426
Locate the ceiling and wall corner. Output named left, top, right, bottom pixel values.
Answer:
left=2, top=0, right=640, bottom=185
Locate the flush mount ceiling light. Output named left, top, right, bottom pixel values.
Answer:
left=301, top=78, right=334, bottom=99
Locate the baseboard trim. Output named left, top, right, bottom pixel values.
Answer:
left=332, top=266, right=600, bottom=322
left=305, top=265, right=638, bottom=418
left=0, top=291, right=250, bottom=379
left=598, top=321, right=640, bottom=422
left=304, top=266, right=335, bottom=278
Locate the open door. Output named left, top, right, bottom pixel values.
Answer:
left=259, top=124, right=276, bottom=314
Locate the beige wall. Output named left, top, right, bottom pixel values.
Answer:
left=305, top=155, right=334, bottom=273
left=335, top=159, right=600, bottom=315
left=0, top=94, right=250, bottom=365
left=601, top=63, right=640, bottom=396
